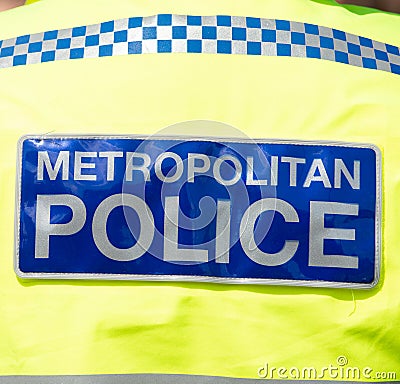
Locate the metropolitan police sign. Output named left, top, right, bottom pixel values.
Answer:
left=15, top=135, right=381, bottom=288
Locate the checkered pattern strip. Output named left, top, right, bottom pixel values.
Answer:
left=1, top=14, right=399, bottom=75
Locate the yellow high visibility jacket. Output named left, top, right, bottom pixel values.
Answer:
left=0, top=0, right=399, bottom=383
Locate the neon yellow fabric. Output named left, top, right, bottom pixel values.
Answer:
left=0, top=0, right=399, bottom=381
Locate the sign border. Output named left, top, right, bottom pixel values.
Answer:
left=14, top=134, right=382, bottom=289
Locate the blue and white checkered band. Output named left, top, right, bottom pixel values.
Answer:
left=1, top=14, right=399, bottom=75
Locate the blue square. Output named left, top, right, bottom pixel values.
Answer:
left=41, top=50, right=55, bottom=62
left=320, top=36, right=334, bottom=49
left=217, top=40, right=231, bottom=54
left=291, top=32, right=305, bottom=45
left=362, top=57, right=377, bottom=69
left=0, top=41, right=2, bottom=48
left=158, top=40, right=172, bottom=53
left=374, top=49, right=388, bottom=62
left=217, top=16, right=231, bottom=26
left=246, top=17, right=261, bottom=28
left=85, top=35, right=99, bottom=46
left=232, top=27, right=246, bottom=41
left=143, top=27, right=157, bottom=40
left=0, top=46, right=14, bottom=57
left=359, top=36, right=373, bottom=48
left=70, top=48, right=84, bottom=59
left=335, top=51, right=349, bottom=64
left=114, top=30, right=127, bottom=43
left=276, top=20, right=290, bottom=31
left=128, top=41, right=142, bottom=54
left=262, top=29, right=276, bottom=42
left=391, top=63, right=400, bottom=75
left=44, top=30, right=58, bottom=40
left=13, top=54, right=27, bottom=66
left=172, top=26, right=186, bottom=39
left=305, top=23, right=319, bottom=35
left=202, top=26, right=216, bottom=40
left=16, top=35, right=29, bottom=45
left=247, top=41, right=261, bottom=55
left=157, top=14, right=172, bottom=26
left=56, top=38, right=71, bottom=49
left=347, top=42, right=361, bottom=56
left=99, top=44, right=113, bottom=57
left=277, top=43, right=291, bottom=56
left=333, top=29, right=346, bottom=41
left=28, top=42, right=42, bottom=53
left=100, top=21, right=114, bottom=33
left=72, top=26, right=86, bottom=37
left=386, top=44, right=400, bottom=56
left=187, top=16, right=202, bottom=26
left=187, top=40, right=202, bottom=53
left=306, top=46, right=321, bottom=59
left=128, top=17, right=142, bottom=28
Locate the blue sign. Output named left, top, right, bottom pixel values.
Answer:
left=15, top=136, right=381, bottom=288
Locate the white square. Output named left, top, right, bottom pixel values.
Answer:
left=172, top=14, right=187, bottom=26
left=276, top=30, right=290, bottom=44
left=348, top=54, right=363, bottom=67
left=84, top=46, right=99, bottom=58
left=55, top=49, right=70, bottom=60
left=360, top=46, right=374, bottom=59
left=305, top=34, right=319, bottom=47
left=247, top=28, right=261, bottom=42
left=114, top=18, right=129, bottom=32
left=389, top=53, right=400, bottom=65
left=186, top=26, right=201, bottom=40
left=2, top=38, right=16, bottom=48
left=26, top=52, right=41, bottom=64
left=99, top=32, right=113, bottom=46
left=201, top=16, right=217, bottom=26
left=58, top=29, right=73, bottom=39
left=346, top=33, right=359, bottom=45
left=262, top=42, right=277, bottom=56
left=171, top=39, right=187, bottom=53
left=320, top=48, right=335, bottom=61
left=157, top=26, right=173, bottom=40
left=0, top=57, right=12, bottom=68
left=113, top=42, right=128, bottom=55
left=70, top=36, right=85, bottom=49
left=42, top=40, right=57, bottom=51
left=142, top=16, right=157, bottom=28
left=202, top=40, right=217, bottom=54
left=232, top=40, right=246, bottom=54
left=292, top=44, right=306, bottom=57
left=217, top=26, right=232, bottom=40
left=334, top=39, right=347, bottom=52
left=260, top=19, right=275, bottom=29
left=290, top=21, right=305, bottom=33
left=57, top=28, right=72, bottom=39
left=86, top=24, right=101, bottom=35
left=231, top=16, right=246, bottom=28
left=376, top=60, right=391, bottom=72
left=29, top=33, right=44, bottom=43
left=128, top=27, right=143, bottom=42
left=372, top=40, right=386, bottom=51
left=319, top=26, right=333, bottom=38
left=142, top=39, right=157, bottom=53
left=14, top=44, right=29, bottom=55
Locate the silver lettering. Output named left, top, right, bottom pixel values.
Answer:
left=309, top=201, right=358, bottom=268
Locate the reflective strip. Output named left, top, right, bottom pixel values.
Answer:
left=0, top=14, right=399, bottom=75
left=0, top=375, right=398, bottom=384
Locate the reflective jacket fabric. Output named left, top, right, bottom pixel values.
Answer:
left=0, top=0, right=399, bottom=383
